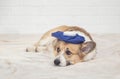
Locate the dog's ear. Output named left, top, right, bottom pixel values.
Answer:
left=52, top=39, right=58, bottom=49
left=80, top=41, right=96, bottom=54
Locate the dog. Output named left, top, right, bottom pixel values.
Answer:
left=26, top=25, right=96, bottom=66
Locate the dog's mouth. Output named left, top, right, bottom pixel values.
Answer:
left=66, top=61, right=71, bottom=66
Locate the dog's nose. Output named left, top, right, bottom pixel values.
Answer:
left=54, top=59, right=60, bottom=66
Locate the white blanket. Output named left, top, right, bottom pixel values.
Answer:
left=0, top=34, right=120, bottom=79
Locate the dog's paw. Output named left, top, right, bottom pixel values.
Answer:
left=26, top=46, right=36, bottom=52
left=26, top=46, right=42, bottom=52
left=35, top=47, right=41, bottom=52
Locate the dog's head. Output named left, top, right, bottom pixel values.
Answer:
left=53, top=39, right=96, bottom=66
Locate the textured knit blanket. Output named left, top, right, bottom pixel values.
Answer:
left=0, top=34, right=120, bottom=79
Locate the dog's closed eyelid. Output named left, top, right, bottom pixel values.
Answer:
left=56, top=47, right=61, bottom=53
left=66, top=50, right=72, bottom=55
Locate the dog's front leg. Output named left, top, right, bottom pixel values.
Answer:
left=26, top=44, right=39, bottom=52
left=26, top=38, right=43, bottom=52
left=26, top=44, right=48, bottom=52
left=26, top=37, right=51, bottom=52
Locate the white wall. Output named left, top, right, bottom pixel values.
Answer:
left=0, top=0, right=120, bottom=34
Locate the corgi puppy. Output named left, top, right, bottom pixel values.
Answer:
left=26, top=25, right=96, bottom=66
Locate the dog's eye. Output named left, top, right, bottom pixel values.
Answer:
left=66, top=50, right=72, bottom=55
left=57, top=47, right=60, bottom=53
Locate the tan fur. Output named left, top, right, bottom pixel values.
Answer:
left=26, top=25, right=96, bottom=66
